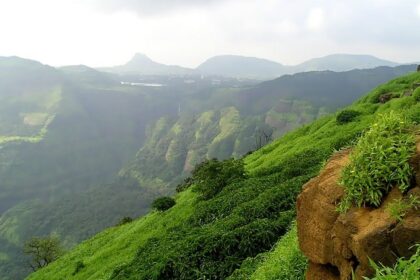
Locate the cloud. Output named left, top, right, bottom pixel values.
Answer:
left=1, top=0, right=420, bottom=67
left=306, top=8, right=325, bottom=31
left=93, top=0, right=228, bottom=15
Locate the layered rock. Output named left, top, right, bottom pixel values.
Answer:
left=297, top=138, right=420, bottom=280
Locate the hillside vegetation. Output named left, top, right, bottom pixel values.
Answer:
left=122, top=65, right=416, bottom=189
left=28, top=71, right=420, bottom=279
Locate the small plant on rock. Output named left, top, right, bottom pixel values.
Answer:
left=387, top=195, right=420, bottom=222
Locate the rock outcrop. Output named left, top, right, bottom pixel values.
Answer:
left=297, top=138, right=420, bottom=280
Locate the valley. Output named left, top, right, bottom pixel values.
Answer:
left=0, top=55, right=417, bottom=279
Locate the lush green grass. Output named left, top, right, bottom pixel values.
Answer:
left=27, top=190, right=196, bottom=280
left=28, top=71, right=420, bottom=280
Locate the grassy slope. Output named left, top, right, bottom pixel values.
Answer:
left=27, top=190, right=196, bottom=280
left=28, top=72, right=420, bottom=280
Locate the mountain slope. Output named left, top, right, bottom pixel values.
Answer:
left=196, top=54, right=400, bottom=79
left=293, top=54, right=398, bottom=72
left=27, top=71, right=420, bottom=280
left=0, top=57, right=180, bottom=279
left=121, top=65, right=416, bottom=189
left=197, top=55, right=285, bottom=79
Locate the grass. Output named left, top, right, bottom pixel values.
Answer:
left=27, top=190, right=196, bottom=280
left=387, top=195, right=420, bottom=222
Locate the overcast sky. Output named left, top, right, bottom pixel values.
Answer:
left=0, top=0, right=419, bottom=67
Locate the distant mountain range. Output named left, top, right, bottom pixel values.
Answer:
left=101, top=53, right=404, bottom=79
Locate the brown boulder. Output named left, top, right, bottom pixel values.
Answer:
left=297, top=149, right=349, bottom=265
left=297, top=139, right=420, bottom=280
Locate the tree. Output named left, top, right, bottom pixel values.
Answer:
left=192, top=158, right=246, bottom=199
left=254, top=128, right=274, bottom=150
left=152, top=197, right=176, bottom=211
left=23, top=235, right=64, bottom=271
left=336, top=109, right=360, bottom=124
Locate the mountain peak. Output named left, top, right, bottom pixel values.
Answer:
left=126, top=53, right=157, bottom=67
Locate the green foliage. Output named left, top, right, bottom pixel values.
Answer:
left=338, top=111, right=416, bottom=212
left=366, top=245, right=420, bottom=280
left=192, top=158, right=247, bottom=199
left=72, top=261, right=85, bottom=275
left=23, top=235, right=64, bottom=271
left=152, top=197, right=176, bottom=212
left=387, top=195, right=420, bottom=222
left=336, top=109, right=361, bottom=124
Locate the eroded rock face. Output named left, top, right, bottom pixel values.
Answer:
left=297, top=139, right=420, bottom=280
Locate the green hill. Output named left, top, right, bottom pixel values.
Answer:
left=27, top=71, right=420, bottom=280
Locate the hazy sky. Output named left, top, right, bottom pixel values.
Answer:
left=0, top=0, right=419, bottom=67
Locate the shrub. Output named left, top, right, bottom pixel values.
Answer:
left=338, top=111, right=416, bottom=212
left=152, top=197, right=176, bottom=211
left=336, top=109, right=360, bottom=124
left=367, top=245, right=420, bottom=279
left=387, top=195, right=420, bottom=222
left=72, top=260, right=85, bottom=275
left=192, top=158, right=246, bottom=200
left=116, top=216, right=133, bottom=226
